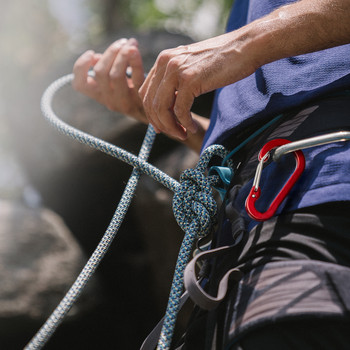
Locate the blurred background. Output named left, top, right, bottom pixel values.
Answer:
left=0, top=0, right=231, bottom=348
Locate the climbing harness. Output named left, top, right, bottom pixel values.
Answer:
left=224, top=259, right=350, bottom=350
left=25, top=71, right=350, bottom=350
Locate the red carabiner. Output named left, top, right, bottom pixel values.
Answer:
left=245, top=138, right=305, bottom=221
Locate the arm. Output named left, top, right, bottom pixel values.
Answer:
left=139, top=0, right=350, bottom=141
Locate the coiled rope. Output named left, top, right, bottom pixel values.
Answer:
left=24, top=74, right=229, bottom=350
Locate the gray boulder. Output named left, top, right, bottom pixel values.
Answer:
left=0, top=199, right=96, bottom=345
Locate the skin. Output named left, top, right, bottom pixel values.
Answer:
left=73, top=0, right=350, bottom=153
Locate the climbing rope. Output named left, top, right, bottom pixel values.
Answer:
left=24, top=74, right=229, bottom=350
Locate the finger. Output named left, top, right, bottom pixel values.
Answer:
left=153, top=84, right=176, bottom=132
left=141, top=79, right=170, bottom=134
left=138, top=65, right=154, bottom=100
left=150, top=82, right=187, bottom=140
left=139, top=70, right=170, bottom=133
left=109, top=39, right=144, bottom=90
left=139, top=49, right=171, bottom=119
left=159, top=108, right=188, bottom=140
left=126, top=38, right=145, bottom=89
left=72, top=50, right=100, bottom=95
left=107, top=43, right=141, bottom=113
left=93, top=38, right=128, bottom=97
left=141, top=83, right=162, bottom=133
left=173, top=89, right=198, bottom=134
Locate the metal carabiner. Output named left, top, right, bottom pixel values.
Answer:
left=245, top=138, right=305, bottom=221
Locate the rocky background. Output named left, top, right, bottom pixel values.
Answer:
left=0, top=1, right=229, bottom=348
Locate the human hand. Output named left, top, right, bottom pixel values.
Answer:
left=138, top=33, right=257, bottom=141
left=72, top=38, right=147, bottom=123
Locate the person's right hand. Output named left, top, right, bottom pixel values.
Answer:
left=72, top=38, right=147, bottom=123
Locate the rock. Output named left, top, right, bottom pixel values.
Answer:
left=0, top=199, right=96, bottom=345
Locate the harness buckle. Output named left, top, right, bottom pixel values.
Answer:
left=245, top=138, right=305, bottom=221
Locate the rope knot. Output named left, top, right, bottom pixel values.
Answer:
left=172, top=168, right=217, bottom=238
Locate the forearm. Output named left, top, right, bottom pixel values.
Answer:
left=235, top=0, right=350, bottom=70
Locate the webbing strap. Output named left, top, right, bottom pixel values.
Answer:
left=224, top=260, right=350, bottom=349
left=184, top=246, right=242, bottom=310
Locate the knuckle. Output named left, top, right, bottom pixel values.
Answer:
left=109, top=69, right=123, bottom=81
left=108, top=47, right=119, bottom=58
left=167, top=57, right=181, bottom=71
left=157, top=49, right=172, bottom=65
left=93, top=65, right=105, bottom=77
left=109, top=39, right=127, bottom=52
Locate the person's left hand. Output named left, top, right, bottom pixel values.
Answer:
left=72, top=38, right=147, bottom=123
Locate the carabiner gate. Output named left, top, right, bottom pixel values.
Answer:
left=245, top=138, right=305, bottom=221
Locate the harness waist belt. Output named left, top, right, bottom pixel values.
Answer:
left=225, top=260, right=350, bottom=347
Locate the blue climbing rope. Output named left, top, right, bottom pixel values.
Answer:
left=24, top=74, right=229, bottom=350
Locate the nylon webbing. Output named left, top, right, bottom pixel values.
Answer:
left=24, top=74, right=229, bottom=350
